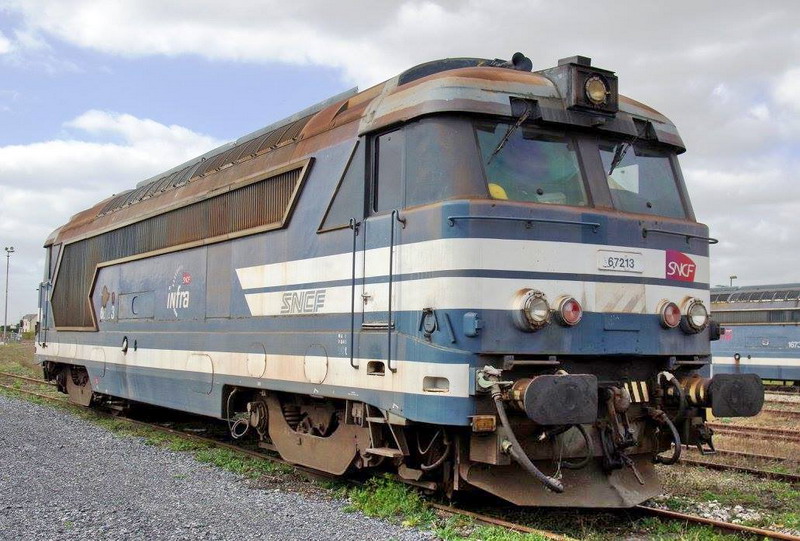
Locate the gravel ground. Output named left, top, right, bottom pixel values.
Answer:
left=0, top=395, right=431, bottom=540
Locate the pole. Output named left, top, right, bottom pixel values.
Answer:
left=3, top=246, right=13, bottom=344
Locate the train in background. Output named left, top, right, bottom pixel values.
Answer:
left=35, top=52, right=764, bottom=508
left=710, top=284, right=800, bottom=385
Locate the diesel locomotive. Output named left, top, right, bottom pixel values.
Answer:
left=710, top=284, right=800, bottom=385
left=35, top=53, right=764, bottom=507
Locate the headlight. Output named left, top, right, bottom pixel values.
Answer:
left=585, top=75, right=609, bottom=105
left=512, top=289, right=551, bottom=332
left=657, top=300, right=681, bottom=329
left=681, top=298, right=709, bottom=333
left=554, top=296, right=583, bottom=326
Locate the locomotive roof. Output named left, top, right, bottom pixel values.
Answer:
left=47, top=55, right=685, bottom=247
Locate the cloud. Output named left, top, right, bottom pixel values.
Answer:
left=1, top=0, right=799, bottom=311
left=0, top=111, right=223, bottom=321
left=0, top=31, right=11, bottom=54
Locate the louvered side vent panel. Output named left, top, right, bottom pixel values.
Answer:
left=51, top=166, right=305, bottom=328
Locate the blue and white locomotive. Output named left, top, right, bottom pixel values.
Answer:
left=36, top=53, right=763, bottom=507
left=710, top=284, right=800, bottom=384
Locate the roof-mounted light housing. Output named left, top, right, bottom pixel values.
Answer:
left=539, top=56, right=619, bottom=116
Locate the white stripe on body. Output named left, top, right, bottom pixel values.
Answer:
left=713, top=356, right=800, bottom=367
left=37, top=342, right=472, bottom=398
left=236, top=238, right=710, bottom=317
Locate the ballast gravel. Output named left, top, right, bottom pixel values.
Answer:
left=0, top=395, right=431, bottom=540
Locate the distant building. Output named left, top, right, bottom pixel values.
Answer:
left=20, top=313, right=38, bottom=333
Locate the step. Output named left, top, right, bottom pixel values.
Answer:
left=365, top=447, right=404, bottom=458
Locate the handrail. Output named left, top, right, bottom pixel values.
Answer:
left=38, top=281, right=50, bottom=347
left=348, top=218, right=360, bottom=369
left=386, top=210, right=406, bottom=373
left=447, top=215, right=599, bottom=232
left=642, top=228, right=718, bottom=244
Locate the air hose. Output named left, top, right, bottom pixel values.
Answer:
left=560, top=424, right=593, bottom=470
left=492, top=384, right=564, bottom=493
left=657, top=371, right=687, bottom=421
left=653, top=414, right=682, bottom=465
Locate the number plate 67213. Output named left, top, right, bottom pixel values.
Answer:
left=597, top=250, right=644, bottom=273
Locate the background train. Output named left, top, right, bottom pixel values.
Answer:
left=35, top=52, right=763, bottom=508
left=710, top=284, right=800, bottom=385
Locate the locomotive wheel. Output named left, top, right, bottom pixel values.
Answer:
left=65, top=366, right=94, bottom=407
left=265, top=395, right=371, bottom=475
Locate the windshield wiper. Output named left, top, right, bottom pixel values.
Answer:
left=487, top=102, right=532, bottom=164
left=607, top=136, right=641, bottom=175
left=607, top=141, right=631, bottom=175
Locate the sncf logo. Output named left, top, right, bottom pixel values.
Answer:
left=666, top=250, right=696, bottom=282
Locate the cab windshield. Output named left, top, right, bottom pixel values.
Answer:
left=475, top=120, right=588, bottom=206
left=599, top=141, right=686, bottom=219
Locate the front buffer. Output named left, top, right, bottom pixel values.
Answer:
left=458, top=368, right=763, bottom=507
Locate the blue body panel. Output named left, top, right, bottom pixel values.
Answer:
left=711, top=324, right=800, bottom=382
left=37, top=128, right=713, bottom=426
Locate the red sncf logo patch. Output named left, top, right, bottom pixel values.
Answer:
left=665, top=250, right=696, bottom=282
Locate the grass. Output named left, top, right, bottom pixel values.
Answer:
left=345, top=475, right=436, bottom=527
left=341, top=475, right=555, bottom=539
left=0, top=341, right=40, bottom=376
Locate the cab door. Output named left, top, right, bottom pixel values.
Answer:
left=361, top=129, right=405, bottom=328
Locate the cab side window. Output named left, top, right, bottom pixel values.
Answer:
left=373, top=130, right=405, bottom=213
left=319, top=141, right=365, bottom=231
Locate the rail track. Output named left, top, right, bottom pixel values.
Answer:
left=693, top=447, right=794, bottom=463
left=1, top=373, right=799, bottom=540
left=679, top=456, right=800, bottom=484
left=766, top=388, right=800, bottom=396
left=761, top=408, right=800, bottom=418
left=708, top=423, right=800, bottom=444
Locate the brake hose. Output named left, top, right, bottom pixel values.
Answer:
left=653, top=414, right=682, bottom=465
left=657, top=371, right=687, bottom=421
left=560, top=424, right=593, bottom=470
left=492, top=385, right=564, bottom=493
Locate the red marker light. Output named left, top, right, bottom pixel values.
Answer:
left=659, top=301, right=681, bottom=329
left=556, top=297, right=583, bottom=326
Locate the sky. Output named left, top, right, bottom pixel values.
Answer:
left=0, top=0, right=799, bottom=324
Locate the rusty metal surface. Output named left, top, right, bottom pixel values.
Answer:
left=638, top=505, right=800, bottom=541
left=265, top=394, right=371, bottom=475
left=430, top=503, right=575, bottom=540
left=0, top=371, right=57, bottom=387
left=50, top=57, right=684, bottom=248
left=708, top=423, right=800, bottom=443
left=65, top=366, right=93, bottom=406
left=679, top=456, right=800, bottom=483
left=462, top=452, right=661, bottom=507
left=50, top=165, right=305, bottom=328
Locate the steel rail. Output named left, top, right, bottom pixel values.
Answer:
left=708, top=423, right=800, bottom=443
left=679, top=457, right=800, bottom=483
left=762, top=408, right=800, bottom=418
left=685, top=447, right=793, bottom=463
left=767, top=389, right=800, bottom=396
left=430, top=503, right=574, bottom=541
left=637, top=505, right=800, bottom=541
left=0, top=371, right=56, bottom=386
left=4, top=383, right=797, bottom=540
